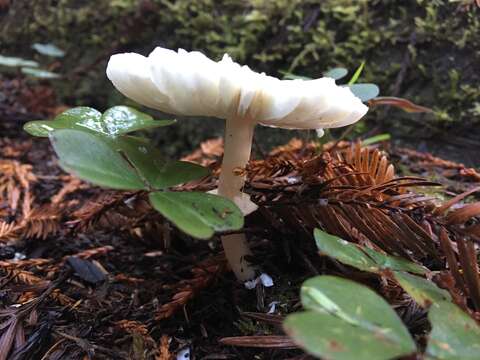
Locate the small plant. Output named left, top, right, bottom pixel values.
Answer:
left=0, top=43, right=64, bottom=79
left=105, top=47, right=369, bottom=280
left=24, top=106, right=244, bottom=239
left=283, top=229, right=480, bottom=360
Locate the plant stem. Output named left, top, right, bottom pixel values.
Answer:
left=218, top=116, right=256, bottom=281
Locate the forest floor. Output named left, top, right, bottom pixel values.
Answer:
left=1, top=77, right=480, bottom=360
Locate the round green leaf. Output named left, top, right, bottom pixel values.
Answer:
left=149, top=191, right=243, bottom=239
left=101, top=106, right=175, bottom=136
left=314, top=229, right=379, bottom=272
left=285, top=312, right=412, bottom=360
left=348, top=83, right=380, bottom=102
left=393, top=271, right=451, bottom=307
left=50, top=129, right=145, bottom=190
left=426, top=301, right=480, bottom=360
left=284, top=276, right=416, bottom=360
left=324, top=67, right=348, bottom=80
left=314, top=229, right=427, bottom=275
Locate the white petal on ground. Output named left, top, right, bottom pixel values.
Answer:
left=176, top=347, right=190, bottom=360
left=259, top=273, right=274, bottom=287
left=106, top=47, right=368, bottom=129
left=244, top=273, right=274, bottom=290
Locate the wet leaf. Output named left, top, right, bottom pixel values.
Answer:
left=314, top=229, right=427, bottom=275
left=50, top=129, right=145, bottom=190
left=284, top=276, right=416, bottom=360
left=24, top=107, right=103, bottom=137
left=101, top=106, right=175, bottom=135
left=149, top=191, right=243, bottom=239
left=393, top=271, right=451, bottom=307
left=32, top=43, right=65, bottom=57
left=27, top=111, right=207, bottom=189
left=323, top=67, right=348, bottom=80
left=426, top=301, right=480, bottom=360
left=348, top=83, right=380, bottom=102
left=24, top=106, right=174, bottom=137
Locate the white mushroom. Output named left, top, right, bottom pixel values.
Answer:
left=106, top=47, right=368, bottom=281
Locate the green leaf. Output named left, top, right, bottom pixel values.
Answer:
left=393, top=271, right=451, bottom=307
left=0, top=55, right=38, bottom=67
left=362, top=247, right=426, bottom=275
left=24, top=107, right=103, bottom=137
left=149, top=191, right=243, bottom=239
left=21, top=67, right=60, bottom=79
left=314, top=228, right=378, bottom=272
left=116, top=137, right=208, bottom=189
left=32, top=43, right=65, bottom=58
left=24, top=106, right=174, bottom=138
left=323, top=67, right=348, bottom=80
left=101, top=106, right=175, bottom=136
left=361, top=133, right=391, bottom=146
left=50, top=129, right=145, bottom=190
left=348, top=83, right=380, bottom=102
left=314, top=229, right=427, bottom=275
left=284, top=276, right=416, bottom=360
left=348, top=61, right=365, bottom=85
left=426, top=301, right=480, bottom=360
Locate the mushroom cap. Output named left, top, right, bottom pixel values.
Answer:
left=106, top=47, right=368, bottom=129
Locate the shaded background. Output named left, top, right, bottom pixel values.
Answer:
left=1, top=0, right=479, bottom=162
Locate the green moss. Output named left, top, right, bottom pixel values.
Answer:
left=1, top=0, right=479, bottom=150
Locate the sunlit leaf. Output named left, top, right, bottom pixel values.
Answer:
left=426, top=301, right=480, bottom=360
left=393, top=271, right=451, bottom=307
left=21, top=67, right=60, bottom=79
left=0, top=55, right=38, bottom=68
left=50, top=129, right=145, bottom=190
left=323, top=67, right=348, bottom=80
left=32, top=43, right=65, bottom=58
left=284, top=276, right=416, bottom=360
left=348, top=83, right=380, bottom=102
left=149, top=191, right=243, bottom=239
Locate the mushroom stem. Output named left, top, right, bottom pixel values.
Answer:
left=218, top=116, right=256, bottom=281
